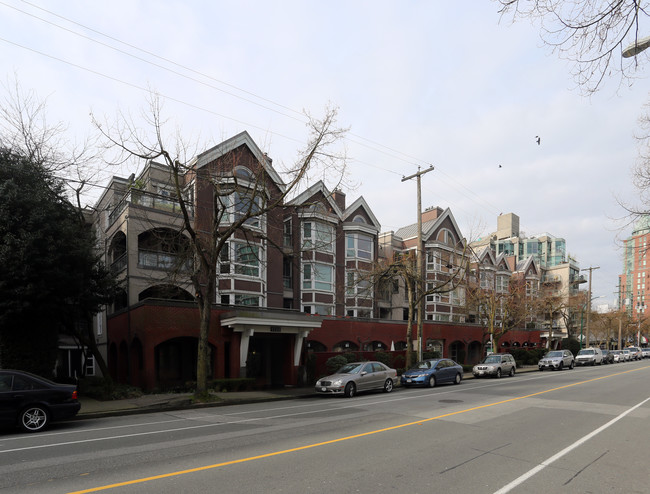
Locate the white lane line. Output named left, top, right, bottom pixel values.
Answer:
left=492, top=395, right=650, bottom=494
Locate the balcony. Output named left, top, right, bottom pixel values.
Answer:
left=110, top=253, right=127, bottom=274
left=138, top=249, right=192, bottom=271
left=109, top=190, right=192, bottom=226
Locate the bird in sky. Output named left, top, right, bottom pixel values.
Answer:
left=535, top=136, right=541, bottom=145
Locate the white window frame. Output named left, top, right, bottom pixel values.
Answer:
left=346, top=233, right=373, bottom=260
left=303, top=262, right=334, bottom=291
left=303, top=221, right=334, bottom=252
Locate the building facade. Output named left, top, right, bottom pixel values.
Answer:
left=90, top=133, right=545, bottom=390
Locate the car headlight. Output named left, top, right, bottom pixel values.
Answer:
left=332, top=379, right=344, bottom=386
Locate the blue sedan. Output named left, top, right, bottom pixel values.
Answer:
left=400, top=358, right=463, bottom=388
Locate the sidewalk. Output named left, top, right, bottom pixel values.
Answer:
left=77, top=367, right=539, bottom=419
left=77, top=387, right=315, bottom=419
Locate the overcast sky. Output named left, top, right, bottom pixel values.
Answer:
left=3, top=1, right=650, bottom=307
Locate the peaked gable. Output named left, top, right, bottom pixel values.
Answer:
left=287, top=180, right=343, bottom=218
left=342, top=196, right=380, bottom=232
left=195, top=131, right=286, bottom=193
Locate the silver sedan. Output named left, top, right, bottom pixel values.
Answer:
left=315, top=361, right=397, bottom=398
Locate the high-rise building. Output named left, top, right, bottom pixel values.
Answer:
left=618, top=216, right=650, bottom=321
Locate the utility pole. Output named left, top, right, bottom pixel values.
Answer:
left=581, top=266, right=600, bottom=348
left=402, top=165, right=434, bottom=362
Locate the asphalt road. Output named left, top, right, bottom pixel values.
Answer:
left=1, top=360, right=649, bottom=494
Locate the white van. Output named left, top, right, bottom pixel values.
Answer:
left=575, top=347, right=603, bottom=366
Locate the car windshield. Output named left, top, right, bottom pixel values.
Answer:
left=336, top=363, right=365, bottom=374
left=546, top=351, right=562, bottom=358
left=578, top=350, right=594, bottom=355
left=483, top=356, right=501, bottom=364
left=415, top=360, right=436, bottom=369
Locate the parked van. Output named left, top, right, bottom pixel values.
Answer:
left=575, top=347, right=603, bottom=366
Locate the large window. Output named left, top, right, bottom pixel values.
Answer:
left=219, top=189, right=263, bottom=228
left=219, top=242, right=262, bottom=278
left=303, top=221, right=334, bottom=252
left=303, top=262, right=334, bottom=291
left=346, top=233, right=373, bottom=259
left=426, top=250, right=441, bottom=271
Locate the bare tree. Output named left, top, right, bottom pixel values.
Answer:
left=498, top=1, right=650, bottom=93
left=369, top=243, right=469, bottom=369
left=94, top=95, right=348, bottom=397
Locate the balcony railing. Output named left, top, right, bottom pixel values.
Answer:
left=108, top=189, right=193, bottom=226
left=110, top=253, right=127, bottom=274
left=138, top=249, right=192, bottom=271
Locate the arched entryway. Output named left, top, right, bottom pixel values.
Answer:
left=449, top=340, right=467, bottom=364
left=155, top=337, right=215, bottom=389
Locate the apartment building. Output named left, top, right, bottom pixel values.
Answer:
left=619, top=215, right=650, bottom=321
left=471, top=213, right=584, bottom=344
left=89, top=133, right=544, bottom=389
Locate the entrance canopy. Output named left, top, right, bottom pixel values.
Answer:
left=221, top=309, right=324, bottom=367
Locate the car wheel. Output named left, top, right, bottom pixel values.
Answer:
left=569, top=361, right=574, bottom=369
left=591, top=360, right=596, bottom=366
left=428, top=376, right=436, bottom=388
left=19, top=405, right=49, bottom=432
left=344, top=382, right=356, bottom=398
left=496, top=368, right=502, bottom=379
left=454, top=373, right=462, bottom=385
left=558, top=362, right=564, bottom=371
left=509, top=367, right=515, bottom=377
left=383, top=379, right=393, bottom=393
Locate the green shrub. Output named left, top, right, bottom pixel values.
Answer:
left=208, top=378, right=255, bottom=392
left=78, top=377, right=142, bottom=401
left=562, top=338, right=581, bottom=355
left=373, top=350, right=392, bottom=367
left=326, top=355, right=349, bottom=374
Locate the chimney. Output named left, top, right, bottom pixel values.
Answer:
left=332, top=189, right=346, bottom=210
left=421, top=206, right=443, bottom=223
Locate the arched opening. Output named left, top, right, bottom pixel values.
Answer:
left=306, top=340, right=327, bottom=352
left=109, top=231, right=127, bottom=273
left=139, top=284, right=194, bottom=302
left=138, top=228, right=191, bottom=271
left=332, top=341, right=359, bottom=352
left=155, top=337, right=215, bottom=389
left=449, top=340, right=466, bottom=364
left=362, top=340, right=386, bottom=351
left=467, top=340, right=482, bottom=364
left=130, top=338, right=144, bottom=388
left=108, top=342, right=118, bottom=380
left=118, top=341, right=129, bottom=384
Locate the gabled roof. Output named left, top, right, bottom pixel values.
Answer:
left=495, top=253, right=512, bottom=273
left=194, top=131, right=286, bottom=193
left=342, top=196, right=380, bottom=231
left=286, top=180, right=343, bottom=218
left=396, top=207, right=464, bottom=247
left=515, top=256, right=539, bottom=276
left=474, top=246, right=496, bottom=266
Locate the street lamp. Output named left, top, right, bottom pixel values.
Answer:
left=623, top=35, right=650, bottom=58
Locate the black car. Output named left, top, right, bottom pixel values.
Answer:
left=601, top=349, right=614, bottom=364
left=0, top=369, right=81, bottom=432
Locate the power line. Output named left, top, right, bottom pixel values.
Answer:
left=1, top=1, right=508, bottom=217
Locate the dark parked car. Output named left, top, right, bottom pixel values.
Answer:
left=0, top=369, right=81, bottom=432
left=401, top=358, right=463, bottom=388
left=601, top=349, right=614, bottom=364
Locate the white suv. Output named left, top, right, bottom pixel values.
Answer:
left=575, top=347, right=603, bottom=366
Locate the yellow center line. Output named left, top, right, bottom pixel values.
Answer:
left=68, top=366, right=648, bottom=494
